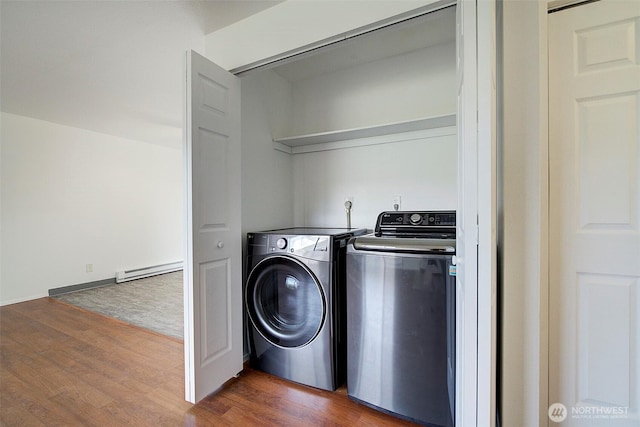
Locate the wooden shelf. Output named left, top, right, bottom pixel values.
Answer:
left=272, top=114, right=456, bottom=154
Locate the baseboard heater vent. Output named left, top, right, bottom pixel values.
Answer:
left=115, top=261, right=183, bottom=283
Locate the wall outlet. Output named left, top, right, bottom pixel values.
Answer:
left=393, top=195, right=401, bottom=211
left=86, top=263, right=93, bottom=273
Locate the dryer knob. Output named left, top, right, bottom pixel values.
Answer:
left=276, top=238, right=287, bottom=250
left=410, top=213, right=423, bottom=225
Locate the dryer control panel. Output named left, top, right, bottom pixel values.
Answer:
left=247, top=233, right=333, bottom=261
left=247, top=228, right=367, bottom=261
left=268, top=235, right=329, bottom=254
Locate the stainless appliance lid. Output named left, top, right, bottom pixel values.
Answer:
left=352, top=235, right=456, bottom=253
left=256, top=227, right=367, bottom=239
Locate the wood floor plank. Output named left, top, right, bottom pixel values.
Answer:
left=183, top=405, right=233, bottom=427
left=239, top=369, right=362, bottom=425
left=220, top=373, right=353, bottom=426
left=0, top=404, right=48, bottom=427
left=48, top=391, right=121, bottom=427
left=1, top=349, right=68, bottom=398
left=0, top=368, right=49, bottom=412
left=0, top=298, right=414, bottom=426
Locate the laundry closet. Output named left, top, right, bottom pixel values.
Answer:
left=238, top=5, right=457, bottom=234
left=182, top=1, right=493, bottom=416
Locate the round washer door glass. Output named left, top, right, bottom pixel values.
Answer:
left=246, top=256, right=326, bottom=348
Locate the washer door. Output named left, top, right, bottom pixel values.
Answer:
left=246, top=256, right=326, bottom=348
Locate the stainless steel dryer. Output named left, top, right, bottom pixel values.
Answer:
left=347, top=211, right=456, bottom=427
left=245, top=227, right=366, bottom=391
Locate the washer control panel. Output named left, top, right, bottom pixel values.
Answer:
left=375, top=211, right=456, bottom=238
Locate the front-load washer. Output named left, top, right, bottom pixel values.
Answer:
left=245, top=227, right=366, bottom=391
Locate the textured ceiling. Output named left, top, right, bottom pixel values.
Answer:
left=0, top=0, right=282, bottom=148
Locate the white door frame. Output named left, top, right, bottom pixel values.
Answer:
left=499, top=1, right=553, bottom=425
left=476, top=0, right=498, bottom=425
left=458, top=0, right=497, bottom=425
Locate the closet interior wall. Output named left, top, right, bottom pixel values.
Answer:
left=241, top=6, right=457, bottom=233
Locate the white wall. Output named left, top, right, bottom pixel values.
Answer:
left=0, top=113, right=183, bottom=305
left=500, top=1, right=549, bottom=426
left=240, top=70, right=295, bottom=235
left=292, top=130, right=457, bottom=229
left=236, top=39, right=457, bottom=232
left=288, top=41, right=456, bottom=136
left=286, top=41, right=457, bottom=229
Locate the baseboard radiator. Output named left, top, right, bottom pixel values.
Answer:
left=115, top=261, right=183, bottom=283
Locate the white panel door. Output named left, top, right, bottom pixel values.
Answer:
left=184, top=50, right=242, bottom=403
left=549, top=1, right=640, bottom=425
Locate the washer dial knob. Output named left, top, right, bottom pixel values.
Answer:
left=276, top=238, right=287, bottom=250
left=410, top=213, right=423, bottom=225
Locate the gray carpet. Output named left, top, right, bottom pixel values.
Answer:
left=54, top=271, right=183, bottom=339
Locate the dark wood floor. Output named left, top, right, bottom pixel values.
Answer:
left=0, top=298, right=415, bottom=426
